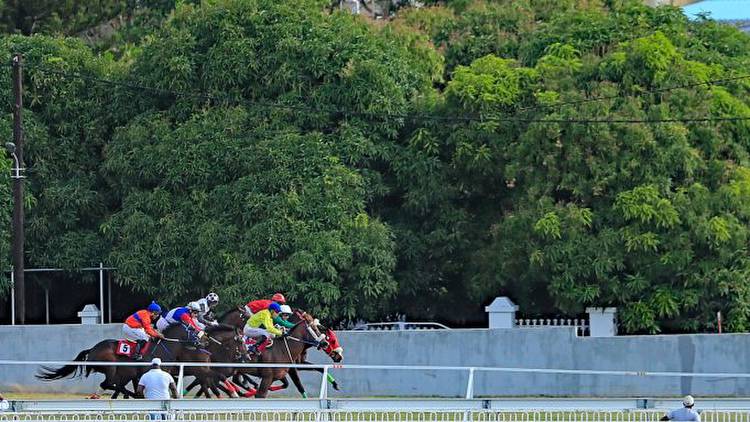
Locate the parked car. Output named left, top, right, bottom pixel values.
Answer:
left=352, top=321, right=451, bottom=331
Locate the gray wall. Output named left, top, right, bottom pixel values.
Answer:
left=2, top=324, right=750, bottom=397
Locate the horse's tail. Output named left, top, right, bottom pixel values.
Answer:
left=36, top=349, right=90, bottom=381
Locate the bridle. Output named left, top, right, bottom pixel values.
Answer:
left=285, top=311, right=328, bottom=349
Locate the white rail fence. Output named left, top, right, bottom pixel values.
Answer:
left=515, top=318, right=589, bottom=336
left=2, top=410, right=750, bottom=422
left=7, top=360, right=750, bottom=401
left=4, top=361, right=750, bottom=417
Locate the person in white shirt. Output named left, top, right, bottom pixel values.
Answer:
left=661, top=395, right=700, bottom=422
left=137, top=358, right=177, bottom=420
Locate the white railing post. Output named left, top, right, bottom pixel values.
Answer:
left=465, top=367, right=475, bottom=399
left=98, top=262, right=105, bottom=325
left=319, top=365, right=329, bottom=400
left=177, top=364, right=184, bottom=399
left=10, top=268, right=15, bottom=325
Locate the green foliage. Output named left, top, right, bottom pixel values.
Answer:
left=3, top=0, right=750, bottom=332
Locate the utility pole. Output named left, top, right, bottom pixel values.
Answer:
left=11, top=53, right=24, bottom=324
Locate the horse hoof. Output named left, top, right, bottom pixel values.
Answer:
left=231, top=392, right=239, bottom=398
left=87, top=394, right=101, bottom=400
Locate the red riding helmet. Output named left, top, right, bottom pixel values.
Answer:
left=272, top=293, right=286, bottom=304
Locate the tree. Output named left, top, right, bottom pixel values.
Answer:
left=98, top=0, right=437, bottom=319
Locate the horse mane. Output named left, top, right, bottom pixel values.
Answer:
left=217, top=308, right=241, bottom=321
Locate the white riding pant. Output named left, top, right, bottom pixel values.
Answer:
left=122, top=324, right=150, bottom=341
left=243, top=327, right=272, bottom=338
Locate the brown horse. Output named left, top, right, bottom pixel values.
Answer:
left=236, top=311, right=327, bottom=398
left=219, top=308, right=344, bottom=396
left=183, top=324, right=251, bottom=398
left=36, top=324, right=244, bottom=398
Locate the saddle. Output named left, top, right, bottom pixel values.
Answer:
left=115, top=340, right=137, bottom=357
left=244, top=336, right=273, bottom=355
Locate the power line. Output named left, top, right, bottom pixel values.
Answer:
left=24, top=64, right=750, bottom=126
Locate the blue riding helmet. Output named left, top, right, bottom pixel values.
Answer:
left=147, top=301, right=162, bottom=313
left=268, top=302, right=282, bottom=313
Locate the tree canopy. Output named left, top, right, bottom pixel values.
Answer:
left=2, top=0, right=750, bottom=332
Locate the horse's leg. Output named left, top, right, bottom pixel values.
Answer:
left=269, top=376, right=289, bottom=392
left=210, top=372, right=237, bottom=398
left=185, top=378, right=201, bottom=394
left=207, top=377, right=223, bottom=398
left=98, top=367, right=120, bottom=398
left=241, top=373, right=259, bottom=389
left=255, top=371, right=274, bottom=398
left=288, top=368, right=307, bottom=396
left=296, top=364, right=340, bottom=390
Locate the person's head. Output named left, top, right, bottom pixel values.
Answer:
left=147, top=301, right=162, bottom=318
left=271, top=293, right=286, bottom=304
left=151, top=357, right=162, bottom=369
left=683, top=395, right=695, bottom=408
left=268, top=302, right=282, bottom=317
left=187, top=302, right=201, bottom=316
left=206, top=292, right=219, bottom=308
left=279, top=305, right=292, bottom=320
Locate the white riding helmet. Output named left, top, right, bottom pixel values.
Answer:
left=279, top=305, right=293, bottom=315
left=206, top=292, right=219, bottom=304
left=683, top=395, right=695, bottom=407
left=187, top=302, right=201, bottom=312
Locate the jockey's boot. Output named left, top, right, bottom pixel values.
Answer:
left=256, top=336, right=270, bottom=354
left=133, top=340, right=147, bottom=361
left=249, top=335, right=267, bottom=355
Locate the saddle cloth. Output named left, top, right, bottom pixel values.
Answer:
left=115, top=340, right=137, bottom=357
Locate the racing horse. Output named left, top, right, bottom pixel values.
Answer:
left=36, top=324, right=245, bottom=398
left=218, top=308, right=344, bottom=395
left=254, top=312, right=344, bottom=396
left=235, top=310, right=328, bottom=398
left=182, top=324, right=252, bottom=398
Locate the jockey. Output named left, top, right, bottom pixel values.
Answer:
left=192, top=292, right=220, bottom=329
left=244, top=293, right=286, bottom=316
left=156, top=302, right=205, bottom=341
left=123, top=301, right=165, bottom=360
left=277, top=304, right=295, bottom=329
left=245, top=293, right=293, bottom=329
left=243, top=302, right=284, bottom=354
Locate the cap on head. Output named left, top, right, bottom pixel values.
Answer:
left=147, top=301, right=161, bottom=313
left=151, top=357, right=162, bottom=366
left=272, top=293, right=286, bottom=304
left=279, top=305, right=292, bottom=315
left=683, top=395, right=695, bottom=407
left=268, top=302, right=282, bottom=313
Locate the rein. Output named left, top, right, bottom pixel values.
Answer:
left=282, top=337, right=295, bottom=364
left=284, top=335, right=321, bottom=347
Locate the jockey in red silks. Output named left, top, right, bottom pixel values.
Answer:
left=245, top=293, right=294, bottom=330
left=156, top=302, right=205, bottom=341
left=123, top=301, right=165, bottom=360
left=245, top=292, right=286, bottom=316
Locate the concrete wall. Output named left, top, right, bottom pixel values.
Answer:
left=2, top=324, right=750, bottom=397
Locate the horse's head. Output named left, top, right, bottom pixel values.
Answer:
left=205, top=324, right=250, bottom=362
left=291, top=310, right=328, bottom=350
left=320, top=327, right=343, bottom=362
